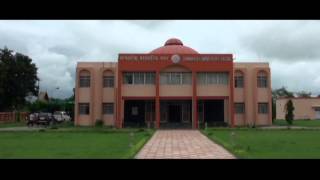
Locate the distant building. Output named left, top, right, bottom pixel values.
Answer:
left=75, top=38, right=272, bottom=128
left=38, top=91, right=49, bottom=103
left=276, top=97, right=320, bottom=120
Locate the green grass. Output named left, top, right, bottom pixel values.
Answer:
left=202, top=128, right=320, bottom=159
left=0, top=122, right=26, bottom=128
left=0, top=128, right=154, bottom=159
left=273, top=119, right=320, bottom=127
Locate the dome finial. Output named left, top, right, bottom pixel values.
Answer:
left=165, top=38, right=183, bottom=46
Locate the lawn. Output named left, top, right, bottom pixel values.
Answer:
left=0, top=122, right=26, bottom=128
left=273, top=119, right=320, bottom=127
left=0, top=128, right=154, bottom=159
left=202, top=128, right=320, bottom=159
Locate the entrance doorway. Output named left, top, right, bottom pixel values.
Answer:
left=198, top=99, right=226, bottom=127
left=124, top=100, right=155, bottom=128
left=169, top=104, right=181, bottom=123
left=160, top=100, right=192, bottom=129
left=316, top=110, right=320, bottom=119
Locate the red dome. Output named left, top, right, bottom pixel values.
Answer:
left=165, top=38, right=183, bottom=46
left=150, top=38, right=199, bottom=54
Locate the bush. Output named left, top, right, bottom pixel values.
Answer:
left=95, top=120, right=104, bottom=127
left=285, top=99, right=295, bottom=125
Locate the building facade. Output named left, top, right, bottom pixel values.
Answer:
left=75, top=38, right=272, bottom=128
left=276, top=97, right=320, bottom=120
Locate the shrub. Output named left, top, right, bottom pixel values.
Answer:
left=285, top=99, right=295, bottom=125
left=95, top=120, right=103, bottom=127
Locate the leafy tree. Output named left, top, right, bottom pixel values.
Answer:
left=296, top=91, right=312, bottom=98
left=272, top=87, right=294, bottom=99
left=0, top=47, right=39, bottom=111
left=285, top=99, right=295, bottom=125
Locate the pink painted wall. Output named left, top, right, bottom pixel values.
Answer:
left=276, top=98, right=320, bottom=120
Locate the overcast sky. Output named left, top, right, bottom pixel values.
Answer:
left=0, top=20, right=319, bottom=98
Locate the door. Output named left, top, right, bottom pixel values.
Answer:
left=316, top=110, right=320, bottom=119
left=169, top=105, right=181, bottom=123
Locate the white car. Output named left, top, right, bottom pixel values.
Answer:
left=53, top=111, right=71, bottom=122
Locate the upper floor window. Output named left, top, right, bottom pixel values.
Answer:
left=145, top=72, right=155, bottom=84
left=79, top=76, right=90, bottom=87
left=234, top=71, right=244, bottom=88
left=79, top=70, right=90, bottom=87
left=258, top=103, right=269, bottom=114
left=79, top=103, right=90, bottom=115
left=103, top=76, right=114, bottom=87
left=123, top=72, right=155, bottom=85
left=160, top=72, right=192, bottom=85
left=124, top=72, right=133, bottom=84
left=257, top=71, right=268, bottom=88
left=197, top=72, right=229, bottom=85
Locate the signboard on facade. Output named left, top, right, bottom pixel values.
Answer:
left=119, top=54, right=233, bottom=62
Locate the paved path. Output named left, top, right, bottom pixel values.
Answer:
left=135, top=130, right=235, bottom=159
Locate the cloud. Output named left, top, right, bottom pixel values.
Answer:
left=123, top=20, right=173, bottom=29
left=241, top=20, right=320, bottom=61
left=1, top=20, right=320, bottom=98
left=271, top=60, right=320, bottom=95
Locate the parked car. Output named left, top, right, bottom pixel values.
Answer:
left=27, top=112, right=53, bottom=127
left=53, top=111, right=71, bottom=122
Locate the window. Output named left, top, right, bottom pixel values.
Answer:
left=160, top=72, right=191, bottom=85
left=258, top=103, right=269, bottom=114
left=103, top=103, right=114, bottom=115
left=257, top=71, right=268, bottom=88
left=197, top=72, right=229, bottom=85
left=103, top=76, right=114, bottom=87
left=182, top=72, right=192, bottom=84
left=79, top=76, right=90, bottom=87
left=132, top=107, right=138, bottom=115
left=197, top=73, right=207, bottom=84
left=124, top=73, right=133, bottom=84
left=134, top=72, right=145, bottom=84
left=234, top=103, right=245, bottom=114
left=160, top=73, right=170, bottom=84
left=79, top=103, right=90, bottom=115
left=207, top=73, right=218, bottom=84
left=145, top=72, right=155, bottom=84
left=235, top=76, right=244, bottom=88
left=170, top=72, right=181, bottom=84
left=123, top=72, right=155, bottom=85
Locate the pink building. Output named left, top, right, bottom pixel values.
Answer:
left=75, top=38, right=272, bottom=128
left=276, top=97, right=320, bottom=120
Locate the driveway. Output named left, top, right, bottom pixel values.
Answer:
left=135, top=130, right=235, bottom=159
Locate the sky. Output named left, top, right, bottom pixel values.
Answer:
left=0, top=20, right=320, bottom=98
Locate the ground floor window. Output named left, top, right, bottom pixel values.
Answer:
left=103, top=103, right=114, bottom=115
left=79, top=103, right=90, bottom=115
left=234, top=103, right=245, bottom=114
left=258, top=103, right=269, bottom=114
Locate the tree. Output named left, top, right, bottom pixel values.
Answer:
left=272, top=87, right=294, bottom=99
left=296, top=91, right=312, bottom=98
left=0, top=47, right=39, bottom=111
left=272, top=87, right=294, bottom=121
left=285, top=99, right=295, bottom=126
